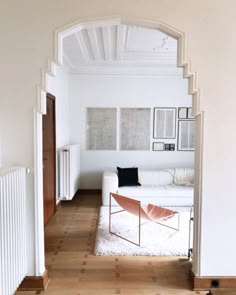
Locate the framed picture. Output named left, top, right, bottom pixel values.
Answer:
left=120, top=108, right=151, bottom=150
left=178, top=107, right=188, bottom=119
left=177, top=120, right=195, bottom=151
left=87, top=108, right=117, bottom=150
left=187, top=107, right=194, bottom=119
left=153, top=108, right=176, bottom=139
left=165, top=143, right=175, bottom=151
left=153, top=142, right=164, bottom=151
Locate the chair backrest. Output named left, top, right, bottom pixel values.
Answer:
left=110, top=193, right=150, bottom=220
left=110, top=193, right=178, bottom=222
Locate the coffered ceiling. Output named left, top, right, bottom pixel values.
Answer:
left=62, top=23, right=182, bottom=75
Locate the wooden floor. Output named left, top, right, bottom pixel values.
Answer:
left=16, top=192, right=207, bottom=295
left=208, top=290, right=236, bottom=295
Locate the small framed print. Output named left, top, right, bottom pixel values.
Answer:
left=178, top=107, right=188, bottom=119
left=153, top=107, right=176, bottom=139
left=187, top=107, right=194, bottom=119
left=165, top=143, right=175, bottom=151
left=177, top=120, right=195, bottom=151
left=153, top=142, right=164, bottom=151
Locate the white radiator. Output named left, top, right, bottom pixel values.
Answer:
left=58, top=144, right=80, bottom=200
left=0, top=167, right=27, bottom=295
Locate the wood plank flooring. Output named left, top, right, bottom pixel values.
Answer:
left=16, top=192, right=207, bottom=295
left=208, top=290, right=236, bottom=295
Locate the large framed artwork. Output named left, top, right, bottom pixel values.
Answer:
left=86, top=108, right=117, bottom=150
left=153, top=107, right=176, bottom=139
left=120, top=108, right=151, bottom=150
left=177, top=120, right=195, bottom=151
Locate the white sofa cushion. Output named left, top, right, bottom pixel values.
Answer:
left=174, top=168, right=194, bottom=186
left=117, top=184, right=193, bottom=206
left=138, top=170, right=174, bottom=186
left=118, top=184, right=192, bottom=198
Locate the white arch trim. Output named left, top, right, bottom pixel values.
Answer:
left=34, top=17, right=204, bottom=277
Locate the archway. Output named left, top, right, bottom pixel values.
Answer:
left=34, top=17, right=203, bottom=281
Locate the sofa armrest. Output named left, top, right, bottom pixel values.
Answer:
left=102, top=172, right=118, bottom=206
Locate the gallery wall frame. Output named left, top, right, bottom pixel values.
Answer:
left=178, top=107, right=188, bottom=119
left=177, top=120, right=195, bottom=151
left=165, top=143, right=175, bottom=151
left=178, top=107, right=194, bottom=119
left=86, top=107, right=117, bottom=150
left=120, top=108, right=151, bottom=150
left=153, top=107, right=176, bottom=139
left=153, top=142, right=165, bottom=151
left=187, top=107, right=194, bottom=119
left=86, top=106, right=194, bottom=151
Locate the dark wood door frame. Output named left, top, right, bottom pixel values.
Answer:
left=43, top=93, right=56, bottom=226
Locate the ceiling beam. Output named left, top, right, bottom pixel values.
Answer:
left=63, top=53, right=74, bottom=70
left=102, top=26, right=111, bottom=60
left=75, top=31, right=89, bottom=64
left=87, top=28, right=101, bottom=61
left=116, top=24, right=127, bottom=60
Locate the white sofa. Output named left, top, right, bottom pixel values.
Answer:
left=102, top=168, right=194, bottom=207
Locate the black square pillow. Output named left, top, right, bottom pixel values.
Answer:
left=117, top=167, right=141, bottom=187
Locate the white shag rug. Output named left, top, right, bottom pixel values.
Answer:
left=94, top=206, right=191, bottom=256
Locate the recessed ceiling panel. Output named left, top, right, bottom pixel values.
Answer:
left=125, top=26, right=174, bottom=51
left=63, top=34, right=88, bottom=67
left=62, top=22, right=179, bottom=75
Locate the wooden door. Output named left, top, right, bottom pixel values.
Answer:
left=43, top=93, right=56, bottom=226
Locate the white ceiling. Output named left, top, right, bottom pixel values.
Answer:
left=62, top=23, right=181, bottom=75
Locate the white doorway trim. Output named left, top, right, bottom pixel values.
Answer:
left=34, top=16, right=204, bottom=277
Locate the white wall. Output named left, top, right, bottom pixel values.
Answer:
left=1, top=0, right=236, bottom=279
left=69, top=74, right=194, bottom=188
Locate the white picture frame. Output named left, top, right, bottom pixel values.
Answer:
left=177, top=120, right=195, bottom=151
left=153, top=108, right=176, bottom=139
left=153, top=142, right=164, bottom=151
left=187, top=107, right=194, bottom=119
left=178, top=107, right=188, bottom=119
